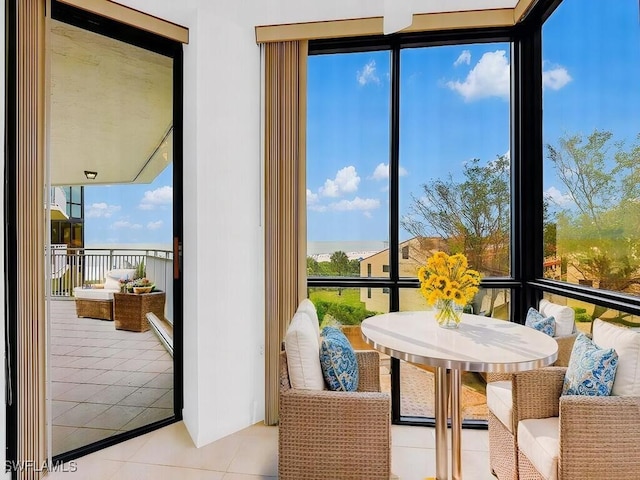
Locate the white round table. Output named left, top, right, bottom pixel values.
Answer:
left=361, top=311, right=558, bottom=480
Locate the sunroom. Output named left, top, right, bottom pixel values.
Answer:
left=4, top=0, right=640, bottom=479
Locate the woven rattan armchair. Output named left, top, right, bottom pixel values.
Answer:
left=278, top=350, right=391, bottom=480
left=487, top=333, right=577, bottom=480
left=512, top=366, right=640, bottom=479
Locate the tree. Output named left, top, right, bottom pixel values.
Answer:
left=401, top=155, right=510, bottom=276
left=546, top=129, right=640, bottom=293
left=329, top=251, right=350, bottom=276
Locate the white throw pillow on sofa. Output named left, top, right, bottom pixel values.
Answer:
left=284, top=311, right=325, bottom=390
left=104, top=268, right=137, bottom=290
left=592, top=318, right=640, bottom=396
left=539, top=299, right=575, bottom=337
left=296, top=298, right=320, bottom=341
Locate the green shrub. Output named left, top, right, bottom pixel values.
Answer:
left=314, top=300, right=378, bottom=326
left=571, top=306, right=591, bottom=323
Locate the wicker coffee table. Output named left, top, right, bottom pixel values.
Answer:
left=113, top=291, right=166, bottom=332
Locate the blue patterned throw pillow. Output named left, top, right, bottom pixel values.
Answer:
left=562, top=333, right=618, bottom=396
left=525, top=307, right=556, bottom=337
left=319, top=326, right=359, bottom=392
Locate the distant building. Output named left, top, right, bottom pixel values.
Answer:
left=359, top=237, right=448, bottom=313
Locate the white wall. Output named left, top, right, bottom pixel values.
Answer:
left=114, top=0, right=518, bottom=448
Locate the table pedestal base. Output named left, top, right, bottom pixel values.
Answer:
left=434, top=367, right=463, bottom=480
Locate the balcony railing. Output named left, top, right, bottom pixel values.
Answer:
left=48, top=247, right=173, bottom=304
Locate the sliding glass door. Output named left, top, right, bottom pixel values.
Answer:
left=45, top=1, right=182, bottom=460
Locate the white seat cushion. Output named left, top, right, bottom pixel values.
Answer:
left=73, top=287, right=115, bottom=301
left=592, top=318, right=640, bottom=396
left=540, top=299, right=575, bottom=337
left=284, top=311, right=325, bottom=390
left=518, top=417, right=559, bottom=480
left=487, top=380, right=514, bottom=433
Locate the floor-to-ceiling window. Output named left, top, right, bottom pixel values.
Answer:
left=539, top=0, right=640, bottom=326
left=306, top=32, right=516, bottom=425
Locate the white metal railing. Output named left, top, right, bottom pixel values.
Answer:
left=49, top=247, right=173, bottom=298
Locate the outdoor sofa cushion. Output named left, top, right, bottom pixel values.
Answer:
left=486, top=380, right=513, bottom=433
left=517, top=417, right=559, bottom=480
left=539, top=299, right=575, bottom=337
left=284, top=310, right=325, bottom=390
left=592, top=318, right=640, bottom=395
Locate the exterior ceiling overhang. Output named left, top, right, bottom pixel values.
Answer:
left=49, top=19, right=173, bottom=186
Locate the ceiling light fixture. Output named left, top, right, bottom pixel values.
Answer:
left=84, top=170, right=98, bottom=180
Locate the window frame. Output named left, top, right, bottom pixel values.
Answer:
left=306, top=0, right=640, bottom=427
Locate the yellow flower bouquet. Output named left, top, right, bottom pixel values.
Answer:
left=417, top=251, right=481, bottom=328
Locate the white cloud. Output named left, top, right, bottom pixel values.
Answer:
left=371, top=162, right=408, bottom=180
left=309, top=204, right=327, bottom=212
left=307, top=189, right=319, bottom=204
left=319, top=166, right=360, bottom=197
left=454, top=50, right=471, bottom=66
left=329, top=197, right=380, bottom=212
left=446, top=50, right=510, bottom=101
left=357, top=60, right=380, bottom=86
left=147, top=220, right=163, bottom=230
left=112, top=220, right=142, bottom=230
left=545, top=186, right=573, bottom=206
left=139, top=185, right=173, bottom=210
left=86, top=202, right=121, bottom=218
left=543, top=65, right=572, bottom=90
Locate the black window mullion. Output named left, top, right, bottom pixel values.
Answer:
left=389, top=41, right=401, bottom=314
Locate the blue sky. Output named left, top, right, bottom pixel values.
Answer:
left=83, top=164, right=173, bottom=247
left=306, top=0, right=640, bottom=244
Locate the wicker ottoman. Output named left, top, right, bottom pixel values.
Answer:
left=113, top=291, right=165, bottom=332
left=73, top=287, right=116, bottom=321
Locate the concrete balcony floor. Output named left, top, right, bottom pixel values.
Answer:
left=49, top=300, right=174, bottom=456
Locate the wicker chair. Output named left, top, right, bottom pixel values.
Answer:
left=278, top=349, right=391, bottom=480
left=512, top=366, right=640, bottom=479
left=487, top=333, right=577, bottom=480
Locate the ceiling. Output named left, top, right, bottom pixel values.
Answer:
left=49, top=19, right=173, bottom=186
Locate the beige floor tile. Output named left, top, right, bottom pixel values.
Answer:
left=85, top=404, right=146, bottom=429
left=130, top=422, right=243, bottom=472
left=46, top=458, right=124, bottom=479
left=391, top=445, right=436, bottom=480
left=119, top=387, right=170, bottom=407
left=109, top=462, right=225, bottom=479
left=54, top=402, right=111, bottom=427
left=392, top=424, right=436, bottom=449
left=85, top=385, right=138, bottom=404
left=120, top=407, right=173, bottom=430
left=225, top=433, right=278, bottom=477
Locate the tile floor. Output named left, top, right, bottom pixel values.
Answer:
left=50, top=300, right=174, bottom=455
left=46, top=420, right=496, bottom=479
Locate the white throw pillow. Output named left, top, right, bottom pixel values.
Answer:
left=296, top=298, right=320, bottom=341
left=106, top=268, right=137, bottom=281
left=592, top=318, right=640, bottom=396
left=539, top=299, right=575, bottom=337
left=284, top=311, right=325, bottom=390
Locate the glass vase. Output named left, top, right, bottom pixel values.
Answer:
left=434, top=298, right=463, bottom=329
